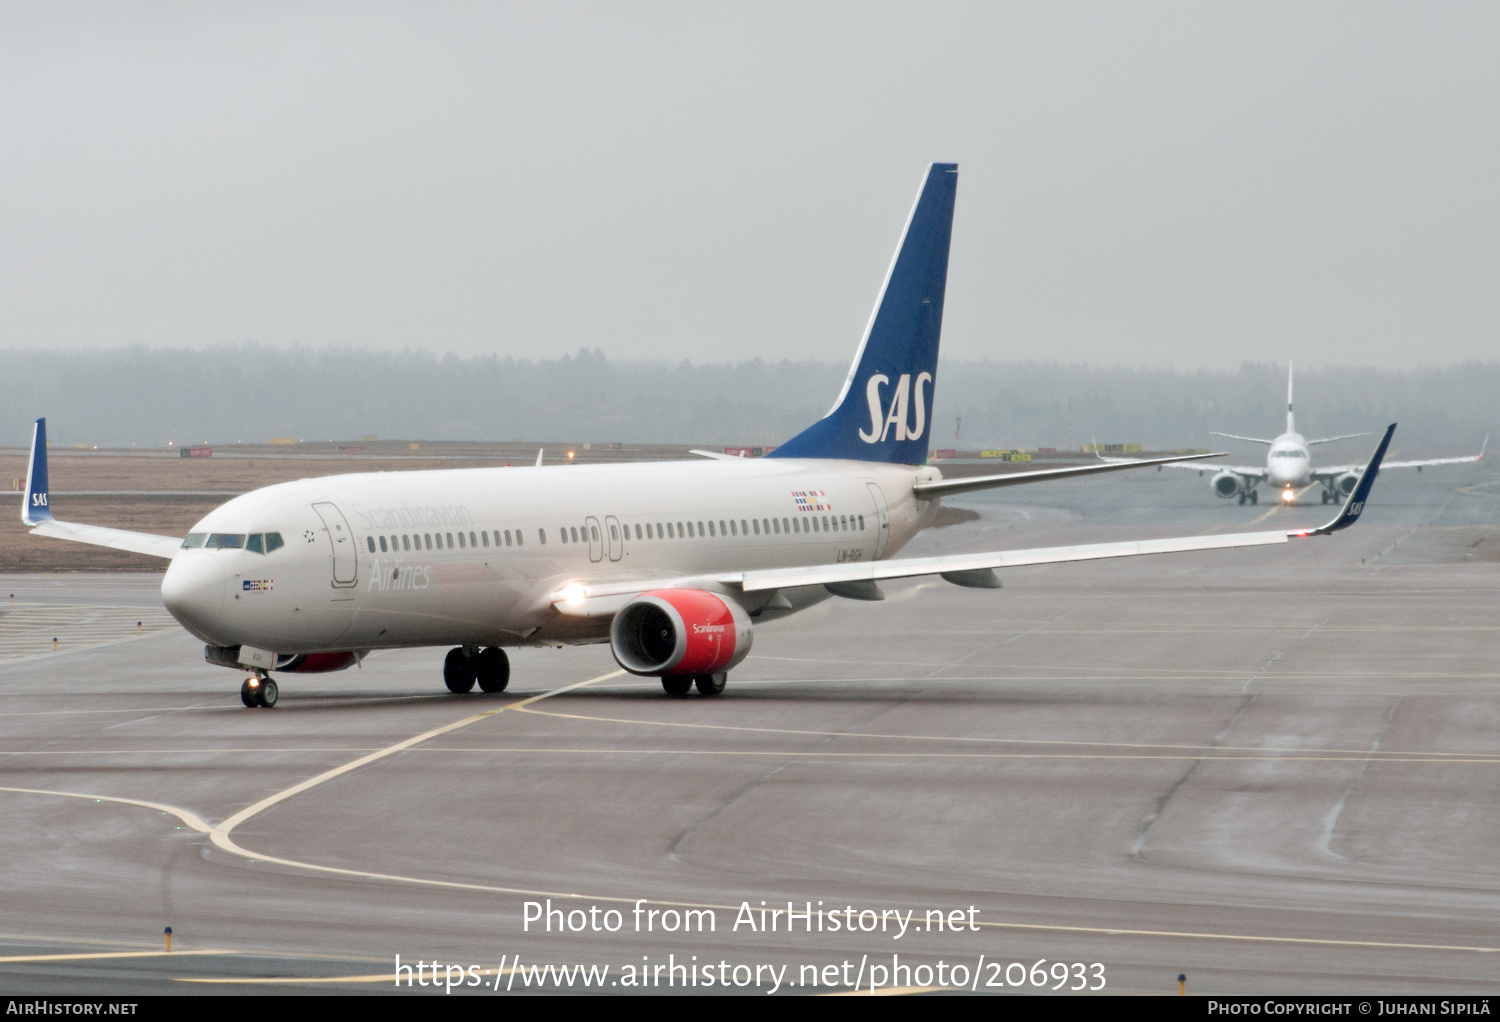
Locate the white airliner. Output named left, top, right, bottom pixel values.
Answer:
left=1181, top=363, right=1479, bottom=506
left=21, top=164, right=1395, bottom=707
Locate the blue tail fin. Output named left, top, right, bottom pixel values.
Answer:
left=23, top=418, right=52, bottom=524
left=768, top=163, right=958, bottom=464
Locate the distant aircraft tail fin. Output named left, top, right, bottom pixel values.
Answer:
left=22, top=418, right=53, bottom=525
left=768, top=163, right=958, bottom=464
left=1286, top=361, right=1295, bottom=436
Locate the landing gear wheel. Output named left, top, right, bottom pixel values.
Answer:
left=476, top=647, right=510, bottom=693
left=443, top=647, right=477, bottom=693
left=1237, top=494, right=1246, bottom=506
left=694, top=673, right=727, bottom=697
left=240, top=678, right=259, bottom=707
left=1249, top=491, right=1258, bottom=505
left=661, top=676, right=692, bottom=697
left=259, top=678, right=278, bottom=708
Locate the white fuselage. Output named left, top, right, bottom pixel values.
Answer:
left=1265, top=433, right=1313, bottom=487
left=160, top=459, right=941, bottom=655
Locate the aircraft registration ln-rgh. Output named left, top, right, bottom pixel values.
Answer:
left=1166, top=362, right=1480, bottom=506
left=21, top=164, right=1396, bottom=707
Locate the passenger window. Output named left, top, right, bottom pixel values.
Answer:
left=365, top=536, right=374, bottom=553
left=707, top=521, right=715, bottom=537
left=560, top=527, right=569, bottom=544
left=697, top=522, right=704, bottom=537
left=494, top=530, right=501, bottom=546
left=538, top=529, right=546, bottom=545
left=822, top=516, right=829, bottom=531
left=591, top=526, right=599, bottom=542
left=469, top=532, right=477, bottom=547
left=504, top=530, right=512, bottom=546
left=402, top=535, right=411, bottom=551
left=424, top=534, right=432, bottom=549
left=783, top=518, right=791, bottom=534
left=858, top=515, right=865, bottom=531
left=182, top=533, right=207, bottom=548
left=656, top=523, right=664, bottom=537
left=634, top=524, right=642, bottom=540
left=730, top=520, right=738, bottom=536
left=610, top=524, right=618, bottom=540
left=516, top=530, right=524, bottom=546
left=571, top=527, right=580, bottom=543
left=481, top=531, right=489, bottom=547
left=719, top=520, right=727, bottom=536
left=752, top=520, right=760, bottom=535
left=378, top=536, right=388, bottom=552
left=458, top=533, right=466, bottom=549
left=265, top=533, right=284, bottom=553
left=247, top=534, right=264, bottom=554
left=447, top=533, right=455, bottom=548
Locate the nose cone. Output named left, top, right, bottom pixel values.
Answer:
left=161, top=555, right=228, bottom=641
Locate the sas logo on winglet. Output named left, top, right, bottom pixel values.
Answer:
left=859, top=372, right=933, bottom=444
left=243, top=579, right=274, bottom=591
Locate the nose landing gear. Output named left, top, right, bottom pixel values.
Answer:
left=240, top=674, right=278, bottom=708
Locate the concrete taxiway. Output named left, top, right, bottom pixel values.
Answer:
left=1, top=464, right=1498, bottom=995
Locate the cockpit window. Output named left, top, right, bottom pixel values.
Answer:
left=246, top=534, right=264, bottom=554
left=205, top=533, right=245, bottom=549
left=182, top=533, right=207, bottom=549
left=264, top=532, right=284, bottom=553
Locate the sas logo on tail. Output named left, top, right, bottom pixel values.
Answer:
left=859, top=372, right=932, bottom=444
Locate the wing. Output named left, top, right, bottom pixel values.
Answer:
left=912, top=451, right=1223, bottom=500
left=1306, top=432, right=1373, bottom=446
left=1209, top=431, right=1275, bottom=445
left=554, top=425, right=1396, bottom=617
left=1318, top=436, right=1483, bottom=477
left=20, top=418, right=182, bottom=561
left=1159, top=459, right=1266, bottom=480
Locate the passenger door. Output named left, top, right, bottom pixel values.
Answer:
left=605, top=515, right=624, bottom=562
left=865, top=483, right=890, bottom=559
left=585, top=515, right=604, bottom=563
left=311, top=501, right=359, bottom=587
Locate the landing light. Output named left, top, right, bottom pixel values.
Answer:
left=1282, top=488, right=1295, bottom=502
left=561, top=582, right=586, bottom=606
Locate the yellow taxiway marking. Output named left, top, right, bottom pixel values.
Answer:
left=0, top=785, right=211, bottom=832
left=12, top=670, right=1498, bottom=962
left=513, top=706, right=1495, bottom=762
left=207, top=670, right=624, bottom=863
left=178, top=973, right=397, bottom=985
left=0, top=950, right=235, bottom=963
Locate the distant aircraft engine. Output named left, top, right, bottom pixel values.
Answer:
left=1336, top=472, right=1361, bottom=496
left=610, top=589, right=753, bottom=677
left=1211, top=471, right=1243, bottom=498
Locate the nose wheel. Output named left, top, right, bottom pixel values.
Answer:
left=240, top=675, right=278, bottom=708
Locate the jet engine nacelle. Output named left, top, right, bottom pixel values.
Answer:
left=1211, top=471, right=1243, bottom=498
left=1336, top=472, right=1361, bottom=496
left=610, top=589, right=752, bottom=677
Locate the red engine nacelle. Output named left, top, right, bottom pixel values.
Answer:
left=610, top=589, right=752, bottom=677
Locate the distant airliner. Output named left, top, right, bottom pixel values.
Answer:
left=21, top=164, right=1393, bottom=707
left=1182, top=363, right=1478, bottom=506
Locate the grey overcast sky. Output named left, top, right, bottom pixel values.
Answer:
left=1, top=2, right=1497, bottom=369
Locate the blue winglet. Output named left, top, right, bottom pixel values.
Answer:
left=768, top=163, right=958, bottom=464
left=1306, top=423, right=1395, bottom=536
left=23, top=418, right=53, bottom=525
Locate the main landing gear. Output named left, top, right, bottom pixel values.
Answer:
left=443, top=646, right=510, bottom=694
left=240, top=674, right=278, bottom=708
left=1237, top=489, right=1259, bottom=506
left=661, top=673, right=728, bottom=698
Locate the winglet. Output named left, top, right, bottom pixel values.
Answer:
left=1479, top=435, right=1488, bottom=461
left=22, top=418, right=53, bottom=525
left=1298, top=423, right=1396, bottom=537
left=535, top=448, right=544, bottom=467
